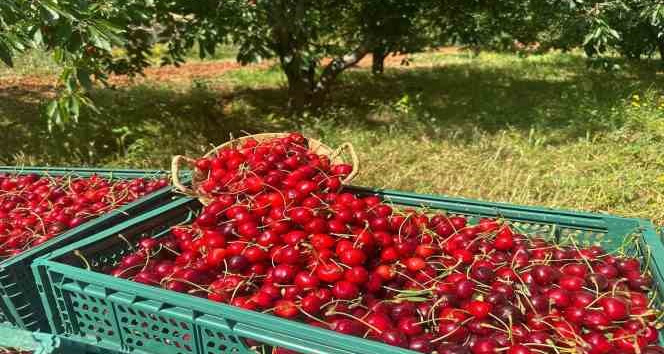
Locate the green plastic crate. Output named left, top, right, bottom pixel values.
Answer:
left=0, top=327, right=114, bottom=354
left=30, top=187, right=664, bottom=354
left=0, top=166, right=180, bottom=332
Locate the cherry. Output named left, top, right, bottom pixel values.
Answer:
left=455, top=280, right=476, bottom=299
left=583, top=310, right=610, bottom=330
left=613, top=328, right=647, bottom=354
left=532, top=265, right=557, bottom=285
left=571, top=290, right=595, bottom=308
left=491, top=282, right=514, bottom=299
left=471, top=266, right=495, bottom=283
left=559, top=275, right=585, bottom=291
left=329, top=318, right=362, bottom=335
left=594, top=263, right=618, bottom=279
left=294, top=271, right=320, bottom=290
left=629, top=292, right=649, bottom=308
left=227, top=255, right=249, bottom=272
left=438, top=320, right=469, bottom=343
left=507, top=345, right=532, bottom=354
left=494, top=304, right=524, bottom=324
left=272, top=264, right=297, bottom=283
left=339, top=248, right=367, bottom=266
left=332, top=281, right=359, bottom=300
left=390, top=302, right=416, bottom=320
left=408, top=335, right=434, bottom=353
left=380, top=329, right=408, bottom=348
left=365, top=312, right=393, bottom=333
left=274, top=300, right=299, bottom=319
left=628, top=274, right=652, bottom=291
left=546, top=288, right=571, bottom=308
left=581, top=332, right=613, bottom=354
left=404, top=257, right=426, bottom=271
left=563, top=306, right=585, bottom=324
left=344, top=266, right=369, bottom=284
left=585, top=273, right=608, bottom=291
left=439, top=343, right=471, bottom=354
left=471, top=338, right=497, bottom=354
left=466, top=300, right=492, bottom=319
left=397, top=317, right=423, bottom=336
left=316, top=263, right=344, bottom=283
left=598, top=297, right=629, bottom=320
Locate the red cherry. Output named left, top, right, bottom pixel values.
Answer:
left=316, top=263, right=344, bottom=283
left=332, top=281, right=359, bottom=300
left=339, top=248, right=366, bottom=266
left=294, top=271, right=320, bottom=290
left=598, top=297, right=630, bottom=320
left=466, top=300, right=492, bottom=319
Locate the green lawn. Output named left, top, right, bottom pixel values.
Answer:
left=1, top=50, right=664, bottom=223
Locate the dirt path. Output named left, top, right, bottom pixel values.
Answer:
left=0, top=47, right=462, bottom=92
left=0, top=60, right=265, bottom=93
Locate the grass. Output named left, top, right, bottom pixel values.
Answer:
left=1, top=49, right=664, bottom=224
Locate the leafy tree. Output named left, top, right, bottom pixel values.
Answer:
left=461, top=0, right=664, bottom=63
left=357, top=0, right=434, bottom=75
left=2, top=0, right=663, bottom=128
left=0, top=0, right=151, bottom=128
left=3, top=0, right=442, bottom=116
left=152, top=0, right=439, bottom=109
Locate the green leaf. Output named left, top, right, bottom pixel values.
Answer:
left=46, top=100, right=58, bottom=118
left=40, top=3, right=60, bottom=21
left=76, top=68, right=93, bottom=91
left=0, top=39, right=13, bottom=67
left=33, top=28, right=43, bottom=45
left=69, top=96, right=80, bottom=122
left=88, top=27, right=111, bottom=51
left=607, top=28, right=620, bottom=40
left=58, top=98, right=69, bottom=124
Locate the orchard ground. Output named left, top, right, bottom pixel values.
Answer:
left=1, top=48, right=664, bottom=224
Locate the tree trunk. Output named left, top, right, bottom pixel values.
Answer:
left=285, top=72, right=309, bottom=112
left=282, top=58, right=314, bottom=112
left=269, top=0, right=315, bottom=112
left=658, top=40, right=664, bottom=64
left=372, top=49, right=387, bottom=75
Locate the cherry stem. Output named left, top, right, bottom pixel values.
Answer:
left=327, top=310, right=383, bottom=334
left=73, top=250, right=91, bottom=270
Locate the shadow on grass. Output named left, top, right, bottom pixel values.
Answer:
left=321, top=57, right=662, bottom=140
left=0, top=84, right=285, bottom=167
left=0, top=54, right=661, bottom=166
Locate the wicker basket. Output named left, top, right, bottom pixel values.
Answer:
left=171, top=133, right=359, bottom=204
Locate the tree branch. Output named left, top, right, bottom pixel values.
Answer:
left=313, top=43, right=370, bottom=95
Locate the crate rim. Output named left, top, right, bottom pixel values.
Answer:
left=353, top=185, right=645, bottom=222
left=0, top=166, right=170, bottom=178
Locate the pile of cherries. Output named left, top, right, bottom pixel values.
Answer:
left=109, top=133, right=664, bottom=354
left=0, top=173, right=168, bottom=259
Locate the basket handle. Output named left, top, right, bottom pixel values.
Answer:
left=171, top=155, right=197, bottom=195
left=331, top=142, right=359, bottom=184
